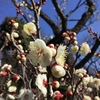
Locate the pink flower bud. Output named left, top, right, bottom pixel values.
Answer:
left=0, top=71, right=7, bottom=77
left=65, top=90, right=73, bottom=97
left=53, top=91, right=63, bottom=100
left=48, top=44, right=54, bottom=48
left=12, top=74, right=20, bottom=82
left=52, top=81, right=60, bottom=89
left=62, top=32, right=68, bottom=37
left=11, top=20, right=16, bottom=23
left=65, top=36, right=70, bottom=41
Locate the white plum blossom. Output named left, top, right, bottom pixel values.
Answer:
left=27, top=39, right=52, bottom=67
left=55, top=45, right=68, bottom=66
left=92, top=78, right=100, bottom=90
left=70, top=45, right=79, bottom=54
left=18, top=88, right=34, bottom=100
left=82, top=76, right=90, bottom=85
left=8, top=86, right=17, bottom=92
left=23, top=22, right=36, bottom=35
left=74, top=68, right=87, bottom=78
left=80, top=42, right=90, bottom=56
left=35, top=74, right=47, bottom=96
left=51, top=64, right=66, bottom=78
left=35, top=74, right=53, bottom=97
left=1, top=64, right=12, bottom=71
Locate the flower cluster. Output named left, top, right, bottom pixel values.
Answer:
left=0, top=13, right=100, bottom=100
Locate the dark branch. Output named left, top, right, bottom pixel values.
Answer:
left=71, top=0, right=96, bottom=33
left=52, top=0, right=67, bottom=31
left=40, top=11, right=60, bottom=36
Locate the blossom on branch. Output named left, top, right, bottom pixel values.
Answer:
left=80, top=42, right=91, bottom=56
left=23, top=22, right=37, bottom=35
left=18, top=88, right=34, bottom=100
left=27, top=39, right=52, bottom=67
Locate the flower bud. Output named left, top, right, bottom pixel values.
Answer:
left=0, top=71, right=7, bottom=76
left=13, top=22, right=19, bottom=29
left=51, top=64, right=66, bottom=78
left=48, top=44, right=54, bottom=48
left=71, top=45, right=79, bottom=54
left=12, top=32, right=19, bottom=38
left=12, top=74, right=20, bottom=82
left=65, top=36, right=70, bottom=41
left=65, top=90, right=73, bottom=97
left=52, top=81, right=60, bottom=89
left=52, top=91, right=63, bottom=100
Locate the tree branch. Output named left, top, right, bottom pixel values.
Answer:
left=40, top=11, right=60, bottom=36
left=52, top=0, right=67, bottom=31
left=71, top=0, right=96, bottom=33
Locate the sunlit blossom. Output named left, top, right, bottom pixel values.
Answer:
left=80, top=42, right=90, bottom=56
left=70, top=45, right=79, bottom=54
left=23, top=22, right=36, bottom=35
left=82, top=76, right=90, bottom=85
left=55, top=45, right=68, bottom=66
left=92, top=78, right=100, bottom=90
left=74, top=68, right=87, bottom=78
left=27, top=39, right=52, bottom=67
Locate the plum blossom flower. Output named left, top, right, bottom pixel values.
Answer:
left=23, top=22, right=36, bottom=35
left=70, top=45, right=79, bottom=54
left=82, top=76, right=90, bottom=85
left=74, top=68, right=87, bottom=78
left=27, top=39, right=52, bottom=67
left=35, top=74, right=53, bottom=97
left=51, top=64, right=66, bottom=78
left=55, top=45, right=68, bottom=66
left=80, top=42, right=90, bottom=56
left=92, top=78, right=100, bottom=90
left=18, top=88, right=34, bottom=100
left=35, top=74, right=47, bottom=96
left=1, top=64, right=12, bottom=71
left=12, top=31, right=19, bottom=38
left=13, top=22, right=19, bottom=29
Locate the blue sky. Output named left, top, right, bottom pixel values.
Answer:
left=0, top=0, right=100, bottom=40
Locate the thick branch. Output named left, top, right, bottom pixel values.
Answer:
left=71, top=0, right=96, bottom=33
left=52, top=0, right=67, bottom=31
left=40, top=11, right=60, bottom=36
left=75, top=39, right=100, bottom=69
